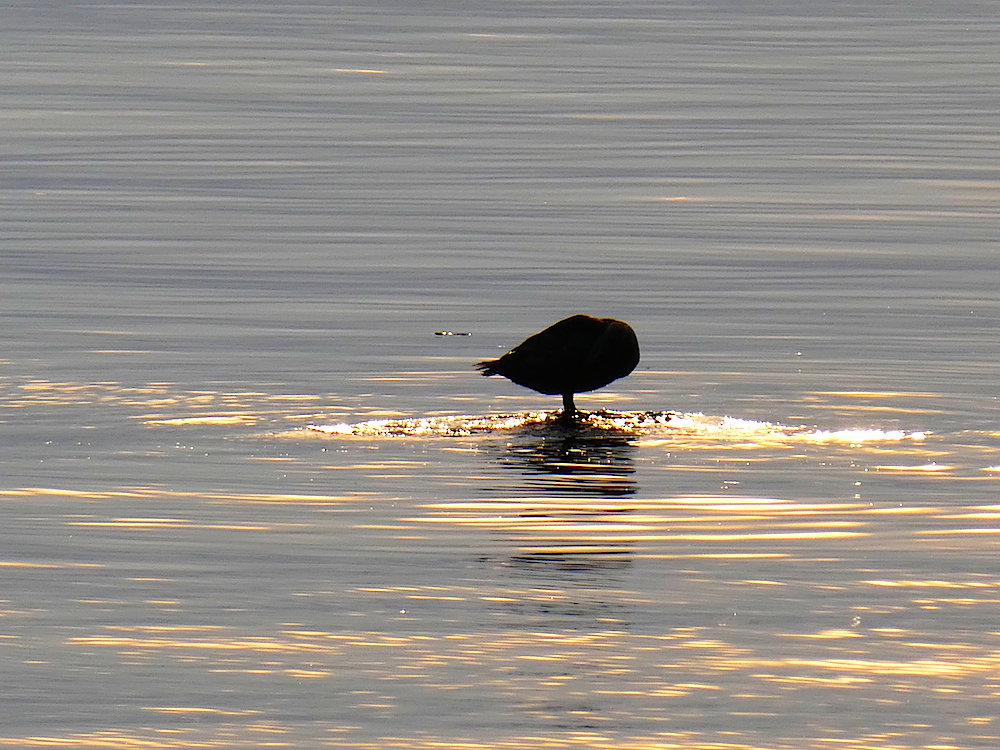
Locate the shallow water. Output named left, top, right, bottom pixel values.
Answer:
left=3, top=1, right=1000, bottom=748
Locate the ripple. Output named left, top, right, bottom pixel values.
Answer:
left=308, top=410, right=672, bottom=437
left=306, top=410, right=927, bottom=444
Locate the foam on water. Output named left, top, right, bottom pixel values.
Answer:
left=306, top=410, right=927, bottom=443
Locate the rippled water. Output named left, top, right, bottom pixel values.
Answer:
left=3, top=1, right=1000, bottom=748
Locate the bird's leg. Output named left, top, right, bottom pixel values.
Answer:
left=559, top=392, right=577, bottom=423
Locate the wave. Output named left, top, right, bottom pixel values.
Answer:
left=306, top=410, right=927, bottom=444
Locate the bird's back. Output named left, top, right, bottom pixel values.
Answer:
left=477, top=315, right=639, bottom=396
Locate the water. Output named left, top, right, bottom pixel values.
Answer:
left=2, top=1, right=1000, bottom=747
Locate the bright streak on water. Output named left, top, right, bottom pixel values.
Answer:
left=308, top=410, right=928, bottom=444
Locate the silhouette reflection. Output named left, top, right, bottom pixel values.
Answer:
left=496, top=431, right=637, bottom=498
left=479, top=423, right=640, bottom=602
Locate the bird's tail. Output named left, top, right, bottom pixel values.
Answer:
left=476, top=359, right=501, bottom=376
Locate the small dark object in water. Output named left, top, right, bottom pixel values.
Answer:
left=435, top=330, right=471, bottom=336
left=476, top=314, right=640, bottom=421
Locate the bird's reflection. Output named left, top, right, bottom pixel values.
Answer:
left=493, top=428, right=637, bottom=498
left=479, top=424, right=639, bottom=605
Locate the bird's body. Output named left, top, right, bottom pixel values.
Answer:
left=476, top=314, right=640, bottom=421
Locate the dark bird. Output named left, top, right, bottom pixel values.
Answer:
left=476, top=314, right=640, bottom=421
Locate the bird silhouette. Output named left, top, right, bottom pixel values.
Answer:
left=476, top=314, right=640, bottom=421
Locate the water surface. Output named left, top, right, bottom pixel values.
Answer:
left=2, top=1, right=1000, bottom=748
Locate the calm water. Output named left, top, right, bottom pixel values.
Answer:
left=3, top=1, right=1000, bottom=748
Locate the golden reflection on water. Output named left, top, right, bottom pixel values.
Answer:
left=5, top=482, right=999, bottom=748
left=4, top=381, right=1000, bottom=748
left=7, top=614, right=999, bottom=749
left=1, top=378, right=333, bottom=428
